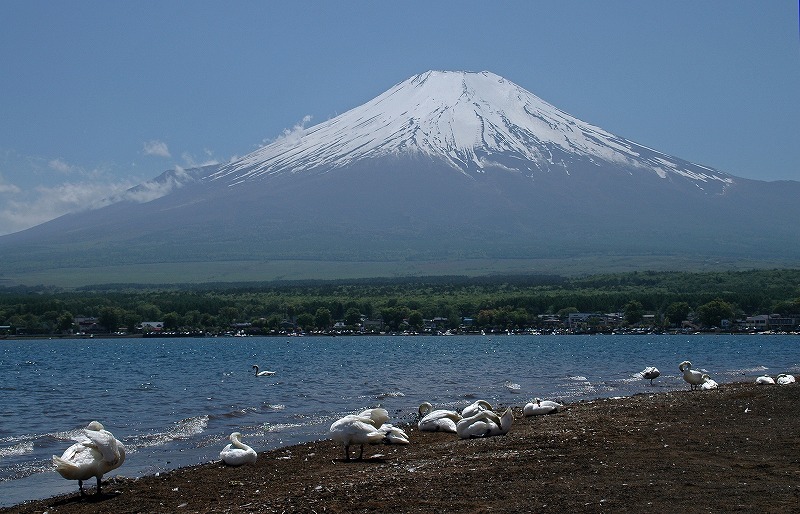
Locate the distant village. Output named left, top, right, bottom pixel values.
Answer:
left=3, top=311, right=798, bottom=338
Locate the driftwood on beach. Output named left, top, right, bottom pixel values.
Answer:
left=4, top=382, right=799, bottom=513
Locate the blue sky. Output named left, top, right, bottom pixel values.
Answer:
left=1, top=1, right=798, bottom=235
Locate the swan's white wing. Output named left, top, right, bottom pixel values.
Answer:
left=84, top=428, right=120, bottom=464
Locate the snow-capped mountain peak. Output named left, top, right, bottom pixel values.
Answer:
left=208, top=70, right=731, bottom=187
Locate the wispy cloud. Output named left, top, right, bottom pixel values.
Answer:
left=0, top=179, right=136, bottom=236
left=262, top=115, right=313, bottom=147
left=143, top=140, right=171, bottom=158
left=0, top=173, right=21, bottom=194
left=48, top=158, right=75, bottom=174
left=119, top=166, right=194, bottom=203
left=181, top=148, right=219, bottom=169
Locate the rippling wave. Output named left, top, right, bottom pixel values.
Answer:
left=1, top=334, right=798, bottom=507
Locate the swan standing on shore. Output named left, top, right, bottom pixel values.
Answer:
left=252, top=364, right=275, bottom=376
left=329, top=407, right=403, bottom=460
left=640, top=366, right=660, bottom=385
left=776, top=373, right=796, bottom=385
left=219, top=432, right=257, bottom=465
left=53, top=421, right=126, bottom=496
left=417, top=402, right=462, bottom=433
left=456, top=408, right=513, bottom=439
left=679, top=361, right=706, bottom=391
left=522, top=398, right=563, bottom=416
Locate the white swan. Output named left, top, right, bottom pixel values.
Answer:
left=776, top=373, right=796, bottom=385
left=52, top=421, right=126, bottom=496
left=417, top=402, right=462, bottom=433
left=219, top=432, right=257, bottom=466
left=755, top=375, right=775, bottom=385
left=640, top=366, right=660, bottom=385
left=456, top=407, right=513, bottom=439
left=461, top=400, right=493, bottom=418
left=700, top=374, right=718, bottom=390
left=252, top=364, right=275, bottom=376
left=356, top=408, right=390, bottom=427
left=522, top=398, right=563, bottom=416
left=679, top=361, right=706, bottom=391
left=329, top=407, right=393, bottom=460
left=373, top=423, right=410, bottom=446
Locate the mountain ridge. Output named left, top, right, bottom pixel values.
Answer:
left=1, top=70, right=798, bottom=286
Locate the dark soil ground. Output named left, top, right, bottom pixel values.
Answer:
left=3, top=382, right=798, bottom=513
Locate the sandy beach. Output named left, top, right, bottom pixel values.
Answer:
left=3, top=382, right=798, bottom=513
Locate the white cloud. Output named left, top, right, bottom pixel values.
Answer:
left=48, top=158, right=75, bottom=173
left=0, top=174, right=21, bottom=194
left=0, top=179, right=136, bottom=236
left=119, top=166, right=193, bottom=203
left=181, top=149, right=219, bottom=169
left=143, top=140, right=171, bottom=158
left=262, top=115, right=313, bottom=147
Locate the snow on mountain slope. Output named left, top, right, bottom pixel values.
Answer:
left=208, top=70, right=732, bottom=189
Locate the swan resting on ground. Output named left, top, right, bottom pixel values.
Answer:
left=639, top=366, right=660, bottom=385
left=679, top=361, right=706, bottom=391
left=461, top=400, right=493, bottom=418
left=329, top=408, right=407, bottom=460
left=700, top=374, right=718, bottom=390
left=53, top=421, right=126, bottom=496
left=219, top=432, right=257, bottom=465
left=417, top=402, right=462, bottom=433
left=755, top=375, right=775, bottom=385
left=252, top=364, right=275, bottom=376
left=523, top=398, right=563, bottom=416
left=456, top=407, right=513, bottom=439
left=776, top=373, right=796, bottom=385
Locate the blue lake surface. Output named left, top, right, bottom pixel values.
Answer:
left=1, top=334, right=798, bottom=506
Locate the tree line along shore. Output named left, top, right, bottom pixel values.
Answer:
left=2, top=269, right=799, bottom=337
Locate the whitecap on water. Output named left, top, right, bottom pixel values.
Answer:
left=0, top=442, right=34, bottom=459
left=129, top=415, right=209, bottom=450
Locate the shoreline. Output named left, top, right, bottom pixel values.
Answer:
left=3, top=381, right=798, bottom=513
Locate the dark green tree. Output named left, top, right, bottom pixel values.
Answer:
left=314, top=308, right=332, bottom=329
left=696, top=298, right=734, bottom=328
left=664, top=302, right=691, bottom=326
left=624, top=301, right=644, bottom=325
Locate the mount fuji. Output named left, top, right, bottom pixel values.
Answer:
left=3, top=70, right=799, bottom=285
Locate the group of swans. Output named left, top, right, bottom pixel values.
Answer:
left=756, top=373, right=795, bottom=385
left=417, top=400, right=515, bottom=439
left=52, top=421, right=126, bottom=496
left=329, top=407, right=410, bottom=460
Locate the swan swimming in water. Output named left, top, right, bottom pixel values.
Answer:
left=417, top=402, right=462, bottom=433
left=679, top=361, right=706, bottom=391
left=52, top=421, right=126, bottom=496
left=776, top=373, right=796, bottom=385
left=700, top=374, right=718, bottom=390
left=522, top=398, right=563, bottom=416
left=755, top=375, right=775, bottom=385
left=219, top=432, right=257, bottom=466
left=456, top=407, right=513, bottom=439
left=252, top=364, right=275, bottom=376
left=639, top=366, right=660, bottom=385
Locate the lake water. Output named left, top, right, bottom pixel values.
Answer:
left=1, top=334, right=798, bottom=507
